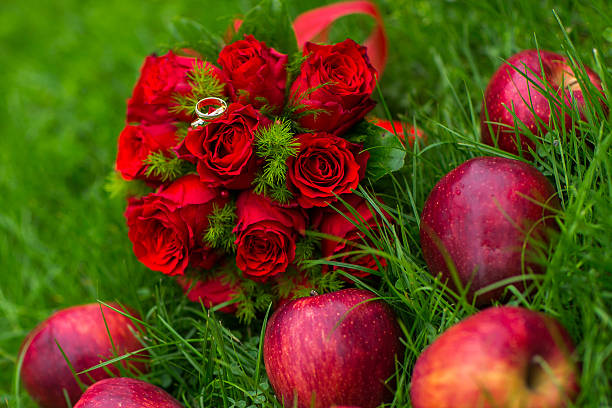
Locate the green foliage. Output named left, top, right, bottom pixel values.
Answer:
left=171, top=63, right=226, bottom=117
left=360, top=119, right=407, bottom=181
left=203, top=203, right=238, bottom=253
left=143, top=151, right=192, bottom=182
left=167, top=17, right=224, bottom=62
left=272, top=271, right=300, bottom=299
left=294, top=235, right=320, bottom=265
left=236, top=0, right=298, bottom=56
left=300, top=272, right=345, bottom=298
left=252, top=119, right=299, bottom=203
left=256, top=98, right=279, bottom=117
left=104, top=171, right=152, bottom=199
left=133, top=284, right=277, bottom=407
left=174, top=122, right=189, bottom=142
left=234, top=280, right=274, bottom=324
left=285, top=50, right=308, bottom=91
left=285, top=81, right=335, bottom=129
left=253, top=119, right=299, bottom=160
left=271, top=266, right=344, bottom=300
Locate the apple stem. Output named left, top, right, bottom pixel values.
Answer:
left=310, top=289, right=319, bottom=296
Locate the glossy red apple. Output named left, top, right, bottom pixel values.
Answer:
left=410, top=306, right=580, bottom=408
left=420, top=156, right=560, bottom=305
left=263, top=288, right=403, bottom=408
left=73, top=378, right=182, bottom=407
left=481, top=49, right=604, bottom=156
left=20, top=303, right=148, bottom=408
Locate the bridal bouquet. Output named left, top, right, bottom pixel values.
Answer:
left=109, top=0, right=406, bottom=321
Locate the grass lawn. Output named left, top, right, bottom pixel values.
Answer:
left=1, top=0, right=610, bottom=406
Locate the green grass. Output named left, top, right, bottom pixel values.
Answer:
left=1, top=0, right=611, bottom=407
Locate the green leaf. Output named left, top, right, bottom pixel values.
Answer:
left=104, top=171, right=152, bottom=199
left=236, top=0, right=298, bottom=56
left=168, top=17, right=224, bottom=62
left=361, top=121, right=407, bottom=181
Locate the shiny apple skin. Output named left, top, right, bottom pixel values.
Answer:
left=481, top=49, right=604, bottom=156
left=410, top=306, right=580, bottom=408
left=420, top=156, right=560, bottom=305
left=263, top=288, right=403, bottom=408
left=20, top=303, right=148, bottom=408
left=73, top=378, right=181, bottom=407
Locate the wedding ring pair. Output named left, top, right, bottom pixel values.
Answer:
left=191, top=97, right=227, bottom=127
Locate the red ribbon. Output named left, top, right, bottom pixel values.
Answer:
left=292, top=1, right=387, bottom=76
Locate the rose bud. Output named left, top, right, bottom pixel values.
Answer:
left=286, top=133, right=369, bottom=208
left=314, top=194, right=390, bottom=278
left=234, top=190, right=306, bottom=281
left=125, top=175, right=229, bottom=276
left=115, top=123, right=180, bottom=183
left=369, top=118, right=426, bottom=147
left=290, top=39, right=377, bottom=136
left=176, top=103, right=270, bottom=189
left=126, top=50, right=224, bottom=124
left=176, top=274, right=240, bottom=314
left=219, top=35, right=288, bottom=114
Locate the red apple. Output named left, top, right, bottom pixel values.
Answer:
left=369, top=117, right=426, bottom=147
left=263, top=288, right=403, bottom=408
left=20, top=303, right=148, bottom=408
left=420, top=156, right=560, bottom=305
left=73, top=377, right=182, bottom=407
left=410, top=306, right=580, bottom=408
left=481, top=49, right=604, bottom=156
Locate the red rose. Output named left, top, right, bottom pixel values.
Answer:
left=176, top=103, right=270, bottom=189
left=286, top=133, right=369, bottom=208
left=314, top=195, right=389, bottom=278
left=115, top=123, right=179, bottom=182
left=176, top=275, right=239, bottom=313
left=290, top=39, right=377, bottom=135
left=127, top=51, right=223, bottom=124
left=234, top=191, right=306, bottom=281
left=125, top=175, right=229, bottom=276
left=218, top=35, right=288, bottom=114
